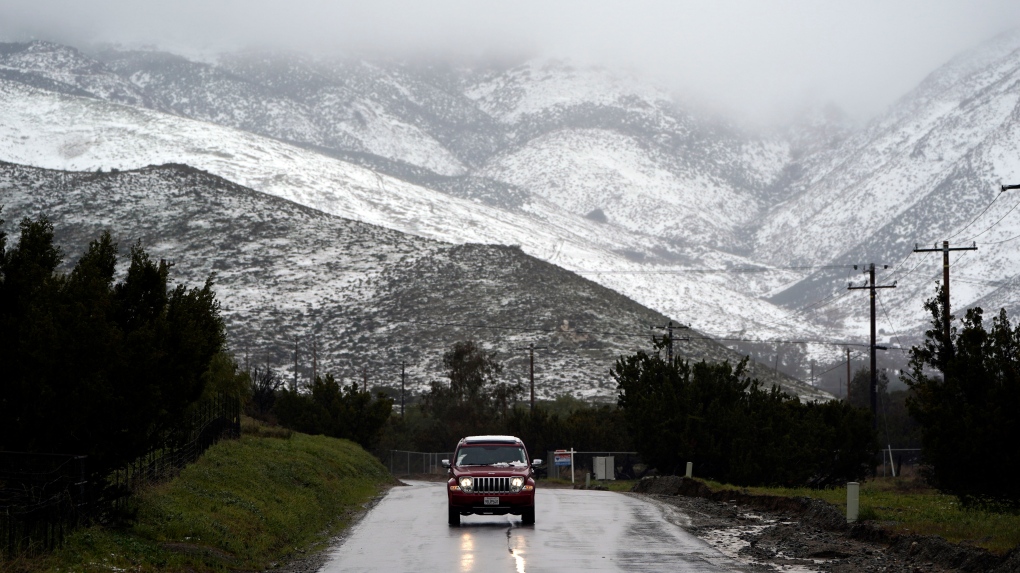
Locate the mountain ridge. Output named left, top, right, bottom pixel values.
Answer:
left=2, top=34, right=1020, bottom=393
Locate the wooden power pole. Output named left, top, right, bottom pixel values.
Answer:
left=848, top=264, right=896, bottom=429
left=913, top=241, right=977, bottom=347
left=516, top=343, right=548, bottom=413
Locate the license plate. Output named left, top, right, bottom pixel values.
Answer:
left=484, top=497, right=499, bottom=506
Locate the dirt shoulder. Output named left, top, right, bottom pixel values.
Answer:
left=632, top=476, right=1020, bottom=573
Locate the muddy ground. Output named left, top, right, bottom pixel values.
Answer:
left=632, top=476, right=1020, bottom=573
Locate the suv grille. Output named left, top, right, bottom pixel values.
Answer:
left=473, top=477, right=510, bottom=493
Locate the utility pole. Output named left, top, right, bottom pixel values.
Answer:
left=652, top=320, right=690, bottom=363
left=1002, top=183, right=1020, bottom=192
left=311, top=337, right=318, bottom=384
left=398, top=361, right=406, bottom=419
left=913, top=241, right=977, bottom=346
left=293, top=339, right=299, bottom=392
left=516, top=343, right=548, bottom=413
left=845, top=348, right=851, bottom=402
left=848, top=264, right=896, bottom=429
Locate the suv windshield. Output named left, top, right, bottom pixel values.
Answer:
left=456, top=445, right=527, bottom=466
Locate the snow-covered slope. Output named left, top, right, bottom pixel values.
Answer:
left=0, top=161, right=826, bottom=401
left=6, top=32, right=1020, bottom=392
left=0, top=76, right=831, bottom=366
left=480, top=128, right=760, bottom=248
left=760, top=31, right=1020, bottom=346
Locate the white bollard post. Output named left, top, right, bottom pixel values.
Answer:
left=846, top=482, right=859, bottom=523
left=685, top=462, right=693, bottom=478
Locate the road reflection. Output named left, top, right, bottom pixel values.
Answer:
left=460, top=531, right=474, bottom=571
left=508, top=526, right=528, bottom=573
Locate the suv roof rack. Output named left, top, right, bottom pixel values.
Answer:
left=462, top=435, right=521, bottom=444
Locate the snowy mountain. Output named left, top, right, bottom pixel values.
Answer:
left=0, top=161, right=823, bottom=401
left=0, top=52, right=827, bottom=361
left=2, top=32, right=1020, bottom=395
left=761, top=30, right=1020, bottom=345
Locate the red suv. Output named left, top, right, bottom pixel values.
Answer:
left=442, top=435, right=541, bottom=526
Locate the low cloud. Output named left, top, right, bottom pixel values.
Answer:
left=2, top=0, right=1019, bottom=124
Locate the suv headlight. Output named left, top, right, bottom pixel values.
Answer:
left=510, top=476, right=524, bottom=493
left=459, top=477, right=473, bottom=493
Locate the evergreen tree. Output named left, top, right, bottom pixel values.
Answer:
left=0, top=215, right=225, bottom=476
left=905, top=286, right=1020, bottom=507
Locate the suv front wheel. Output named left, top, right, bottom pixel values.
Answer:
left=521, top=506, right=535, bottom=525
left=448, top=505, right=461, bottom=526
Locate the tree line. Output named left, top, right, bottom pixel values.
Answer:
left=0, top=213, right=393, bottom=479
left=0, top=212, right=237, bottom=480
left=612, top=339, right=875, bottom=487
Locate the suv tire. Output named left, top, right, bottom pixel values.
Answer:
left=448, top=505, right=461, bottom=526
left=521, top=507, right=535, bottom=525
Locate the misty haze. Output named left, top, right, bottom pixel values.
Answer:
left=3, top=2, right=1020, bottom=570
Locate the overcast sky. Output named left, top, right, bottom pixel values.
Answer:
left=3, top=1, right=1020, bottom=124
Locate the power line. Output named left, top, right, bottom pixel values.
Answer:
left=979, top=232, right=1020, bottom=246
left=964, top=192, right=1020, bottom=242
left=947, top=188, right=1003, bottom=240
left=876, top=291, right=910, bottom=356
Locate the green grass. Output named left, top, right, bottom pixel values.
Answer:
left=696, top=475, right=1020, bottom=554
left=12, top=426, right=394, bottom=572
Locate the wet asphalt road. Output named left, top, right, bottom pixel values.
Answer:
left=319, top=480, right=747, bottom=573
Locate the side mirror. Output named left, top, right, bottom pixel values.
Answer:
left=441, top=459, right=451, bottom=468
left=531, top=459, right=543, bottom=467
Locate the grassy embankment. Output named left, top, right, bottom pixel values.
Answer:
left=615, top=472, right=1020, bottom=554
left=8, top=419, right=396, bottom=573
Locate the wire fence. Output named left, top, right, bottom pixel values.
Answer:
left=110, top=395, right=241, bottom=495
left=0, top=395, right=240, bottom=556
left=0, top=453, right=87, bottom=556
left=387, top=450, right=454, bottom=476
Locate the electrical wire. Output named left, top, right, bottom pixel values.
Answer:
left=965, top=193, right=1020, bottom=242
left=877, top=291, right=910, bottom=356
left=979, top=231, right=1020, bottom=246
left=947, top=188, right=1003, bottom=240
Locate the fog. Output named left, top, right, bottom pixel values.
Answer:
left=3, top=0, right=1020, bottom=124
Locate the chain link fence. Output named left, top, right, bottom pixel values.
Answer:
left=387, top=450, right=454, bottom=477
